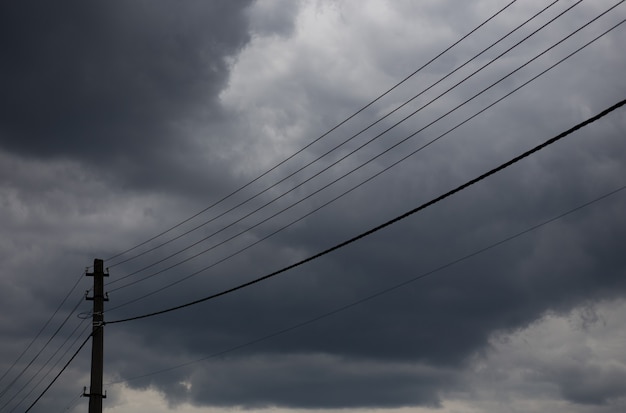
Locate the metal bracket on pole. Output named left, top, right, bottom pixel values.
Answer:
left=83, top=387, right=107, bottom=399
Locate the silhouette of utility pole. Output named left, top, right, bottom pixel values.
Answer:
left=84, top=259, right=108, bottom=413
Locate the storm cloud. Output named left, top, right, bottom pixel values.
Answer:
left=1, top=1, right=625, bottom=413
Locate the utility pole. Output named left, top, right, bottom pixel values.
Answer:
left=84, top=259, right=108, bottom=413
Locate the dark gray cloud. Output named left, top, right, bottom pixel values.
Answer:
left=0, top=0, right=252, bottom=193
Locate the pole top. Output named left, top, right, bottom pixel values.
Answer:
left=86, top=259, right=108, bottom=277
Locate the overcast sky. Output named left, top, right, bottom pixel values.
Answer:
left=1, top=1, right=626, bottom=413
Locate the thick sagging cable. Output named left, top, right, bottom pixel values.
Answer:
left=105, top=97, right=626, bottom=325
left=104, top=3, right=622, bottom=310
left=104, top=183, right=626, bottom=385
left=104, top=18, right=625, bottom=315
left=103, top=0, right=520, bottom=267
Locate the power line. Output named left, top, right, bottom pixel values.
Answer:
left=0, top=272, right=85, bottom=389
left=103, top=8, right=624, bottom=312
left=0, top=293, right=85, bottom=402
left=105, top=182, right=626, bottom=385
left=103, top=0, right=520, bottom=267
left=5, top=320, right=90, bottom=413
left=14, top=1, right=624, bottom=410
left=24, top=4, right=624, bottom=409
left=105, top=97, right=626, bottom=325
left=105, top=0, right=565, bottom=288
left=23, top=331, right=93, bottom=413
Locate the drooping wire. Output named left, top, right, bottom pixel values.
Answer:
left=106, top=0, right=579, bottom=293
left=103, top=0, right=520, bottom=267
left=104, top=97, right=626, bottom=325
left=105, top=183, right=626, bottom=385
left=23, top=331, right=93, bottom=413
left=104, top=2, right=620, bottom=308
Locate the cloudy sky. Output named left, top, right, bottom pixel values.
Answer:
left=1, top=1, right=626, bottom=412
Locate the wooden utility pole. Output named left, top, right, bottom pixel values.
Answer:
left=84, top=259, right=108, bottom=413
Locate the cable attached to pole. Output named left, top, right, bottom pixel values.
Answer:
left=106, top=98, right=626, bottom=325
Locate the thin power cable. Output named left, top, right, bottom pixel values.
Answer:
left=105, top=0, right=564, bottom=285
left=103, top=0, right=519, bottom=266
left=105, top=183, right=626, bottom=385
left=105, top=4, right=618, bottom=304
left=0, top=293, right=85, bottom=402
left=0, top=271, right=85, bottom=388
left=105, top=97, right=626, bottom=325
left=106, top=0, right=557, bottom=273
left=14, top=322, right=91, bottom=413
left=23, top=331, right=93, bottom=413
left=56, top=392, right=83, bottom=413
